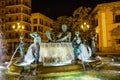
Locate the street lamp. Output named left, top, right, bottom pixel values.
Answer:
left=12, top=22, right=25, bottom=60
left=81, top=22, right=90, bottom=32
left=80, top=22, right=90, bottom=42
left=12, top=23, right=24, bottom=36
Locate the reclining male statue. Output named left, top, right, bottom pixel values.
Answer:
left=46, top=24, right=71, bottom=42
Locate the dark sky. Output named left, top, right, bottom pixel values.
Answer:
left=31, top=0, right=120, bottom=20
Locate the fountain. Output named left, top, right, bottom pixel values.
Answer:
left=6, top=25, right=99, bottom=74
left=40, top=42, right=74, bottom=66
left=0, top=24, right=120, bottom=80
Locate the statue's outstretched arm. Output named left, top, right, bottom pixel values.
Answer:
left=46, top=30, right=53, bottom=41
left=57, top=32, right=71, bottom=42
left=56, top=33, right=62, bottom=38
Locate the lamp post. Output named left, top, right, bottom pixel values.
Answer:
left=81, top=22, right=90, bottom=32
left=12, top=22, right=24, bottom=36
left=80, top=22, right=90, bottom=44
left=12, top=22, right=25, bottom=60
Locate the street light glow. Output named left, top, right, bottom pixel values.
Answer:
left=81, top=22, right=90, bottom=32
left=12, top=23, right=24, bottom=30
left=87, top=25, right=90, bottom=28
left=22, top=25, right=24, bottom=29
left=12, top=23, right=24, bottom=36
left=81, top=25, right=84, bottom=29
left=17, top=23, right=20, bottom=25
left=84, top=22, right=86, bottom=25
left=18, top=25, right=21, bottom=29
left=12, top=25, right=15, bottom=29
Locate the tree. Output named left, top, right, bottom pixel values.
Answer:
left=52, top=16, right=70, bottom=34
left=53, top=6, right=96, bottom=43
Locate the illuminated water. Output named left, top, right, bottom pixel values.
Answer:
left=1, top=53, right=119, bottom=80
left=0, top=70, right=119, bottom=80
left=20, top=43, right=74, bottom=66
left=1, top=60, right=120, bottom=80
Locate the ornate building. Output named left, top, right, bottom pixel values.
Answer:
left=0, top=0, right=6, bottom=31
left=0, top=0, right=31, bottom=54
left=31, top=13, right=53, bottom=42
left=92, top=1, right=120, bottom=53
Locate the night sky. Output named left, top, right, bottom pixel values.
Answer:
left=31, top=0, right=120, bottom=20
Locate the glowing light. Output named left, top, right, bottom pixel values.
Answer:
left=84, top=22, right=86, bottom=25
left=22, top=25, right=24, bottom=29
left=17, top=23, right=20, bottom=25
left=81, top=25, right=84, bottom=29
left=87, top=25, right=90, bottom=28
left=81, top=22, right=90, bottom=31
left=12, top=25, right=15, bottom=29
left=17, top=25, right=21, bottom=29
left=12, top=23, right=24, bottom=30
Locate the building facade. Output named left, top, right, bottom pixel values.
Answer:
left=31, top=13, right=53, bottom=42
left=0, top=0, right=31, bottom=54
left=0, top=0, right=6, bottom=30
left=92, top=1, right=120, bottom=53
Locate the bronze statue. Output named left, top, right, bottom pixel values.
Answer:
left=46, top=24, right=71, bottom=42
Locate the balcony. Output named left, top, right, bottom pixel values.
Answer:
left=6, top=2, right=31, bottom=8
left=6, top=10, right=31, bottom=16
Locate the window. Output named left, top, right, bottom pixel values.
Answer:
left=1, top=18, right=4, bottom=22
left=16, top=8, right=19, bottom=13
left=9, top=17, right=11, bottom=22
left=33, top=18, right=38, bottom=24
left=0, top=10, right=4, bottom=14
left=15, top=33, right=18, bottom=38
left=45, top=21, right=48, bottom=26
left=2, top=2, right=5, bottom=6
left=33, top=26, right=37, bottom=31
left=0, top=1, right=5, bottom=7
left=38, top=26, right=43, bottom=32
left=39, top=18, right=43, bottom=25
left=16, top=16, right=18, bottom=21
left=50, top=24, right=53, bottom=28
left=16, top=0, right=18, bottom=4
left=116, top=39, right=120, bottom=44
left=1, top=10, right=4, bottom=14
left=115, top=15, right=120, bottom=23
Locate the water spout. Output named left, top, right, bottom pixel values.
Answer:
left=7, top=46, right=19, bottom=69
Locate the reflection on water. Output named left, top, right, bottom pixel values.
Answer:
left=43, top=71, right=120, bottom=80
left=0, top=70, right=120, bottom=80
left=0, top=56, right=120, bottom=80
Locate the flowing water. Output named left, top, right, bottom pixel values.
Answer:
left=1, top=42, right=119, bottom=80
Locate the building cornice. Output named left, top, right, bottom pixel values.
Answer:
left=31, top=12, right=54, bottom=22
left=92, top=1, right=120, bottom=14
